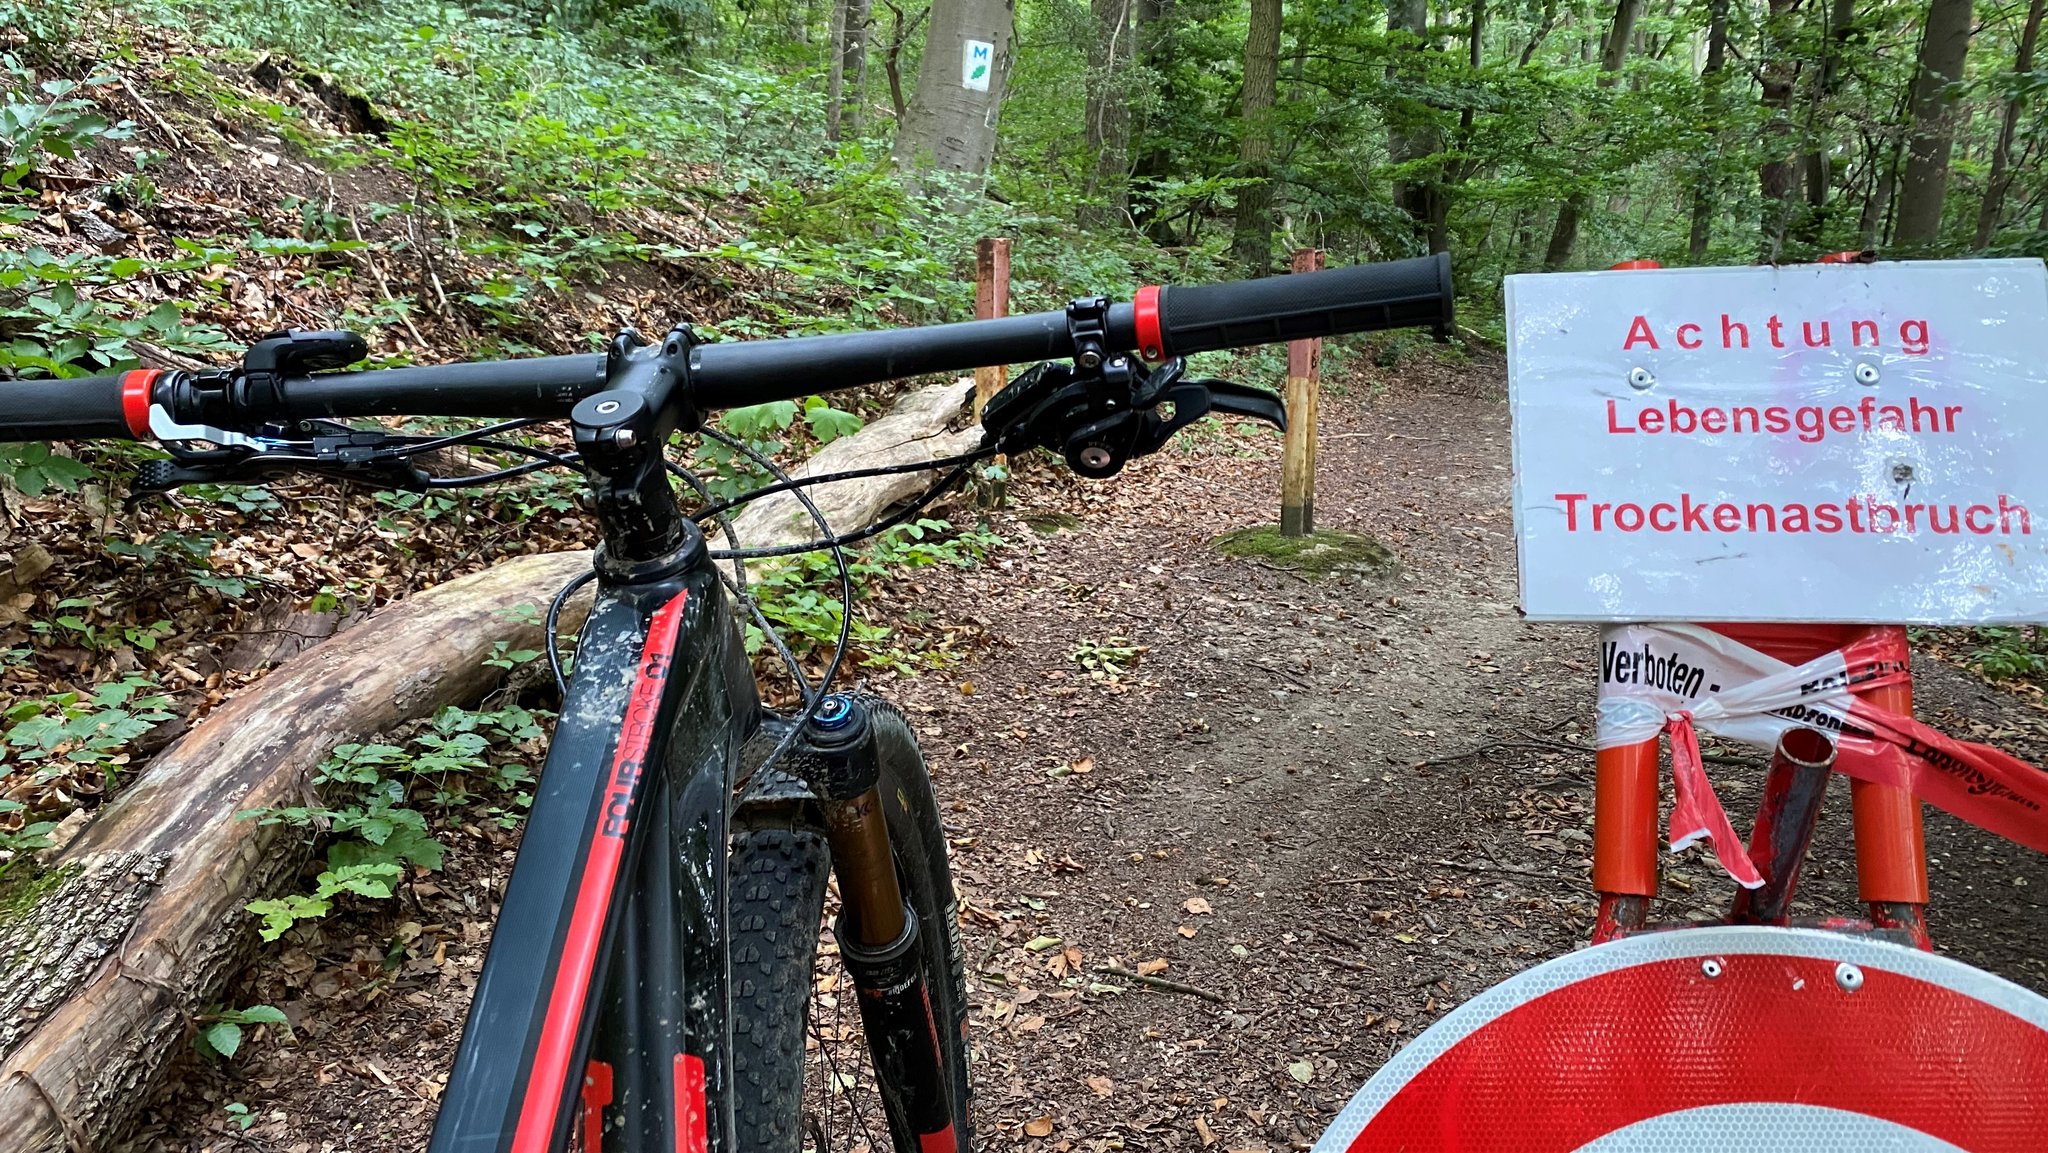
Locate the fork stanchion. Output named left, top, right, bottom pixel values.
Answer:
left=1592, top=738, right=1660, bottom=942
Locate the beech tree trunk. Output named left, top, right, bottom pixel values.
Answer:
left=1129, top=0, right=1178, bottom=243
left=890, top=0, right=1015, bottom=178
left=1973, top=0, right=2044, bottom=246
left=1894, top=0, right=1976, bottom=247
left=1385, top=0, right=1439, bottom=250
left=1433, top=0, right=1485, bottom=253
left=1790, top=0, right=1859, bottom=247
left=1230, top=0, right=1283, bottom=272
left=1082, top=0, right=1135, bottom=225
left=1757, top=0, right=1803, bottom=257
left=1543, top=0, right=1644, bottom=269
left=1687, top=0, right=1731, bottom=258
left=0, top=552, right=595, bottom=1152
left=827, top=0, right=870, bottom=141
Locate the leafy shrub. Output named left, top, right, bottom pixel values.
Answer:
left=244, top=701, right=546, bottom=939
left=1963, top=627, right=2048, bottom=683
left=194, top=1003, right=290, bottom=1060
left=745, top=519, right=1000, bottom=672
left=1, top=68, right=135, bottom=189
left=0, top=676, right=176, bottom=878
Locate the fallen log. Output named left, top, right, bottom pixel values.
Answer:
left=728, top=376, right=981, bottom=550
left=0, top=549, right=593, bottom=1153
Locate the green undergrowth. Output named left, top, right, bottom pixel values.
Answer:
left=240, top=514, right=998, bottom=943
left=745, top=518, right=1001, bottom=673
left=1917, top=626, right=2048, bottom=693
left=1212, top=525, right=1397, bottom=579
left=242, top=699, right=549, bottom=941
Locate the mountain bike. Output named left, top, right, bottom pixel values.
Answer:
left=0, top=254, right=1454, bottom=1153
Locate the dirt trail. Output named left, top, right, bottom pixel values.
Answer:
left=133, top=354, right=2048, bottom=1151
left=887, top=351, right=2048, bottom=1151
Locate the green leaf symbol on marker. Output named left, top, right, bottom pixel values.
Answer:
left=970, top=64, right=987, bottom=81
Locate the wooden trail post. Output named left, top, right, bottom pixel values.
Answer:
left=973, top=238, right=1011, bottom=421
left=1280, top=247, right=1324, bottom=537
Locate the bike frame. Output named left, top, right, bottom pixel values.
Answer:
left=429, top=524, right=763, bottom=1153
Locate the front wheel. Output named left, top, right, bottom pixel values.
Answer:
left=729, top=698, right=972, bottom=1153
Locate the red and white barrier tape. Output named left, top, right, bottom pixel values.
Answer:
left=1597, top=624, right=2048, bottom=887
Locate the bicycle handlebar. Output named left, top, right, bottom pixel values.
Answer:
left=0, top=252, right=1453, bottom=441
left=0, top=375, right=136, bottom=440
left=1146, top=254, right=1453, bottom=357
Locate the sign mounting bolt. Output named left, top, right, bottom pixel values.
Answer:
left=1835, top=962, right=1864, bottom=992
left=1855, top=362, right=1881, bottom=386
left=1701, top=958, right=1724, bottom=979
left=1629, top=367, right=1656, bottom=390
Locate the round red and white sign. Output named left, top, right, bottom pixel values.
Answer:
left=1314, top=926, right=2048, bottom=1152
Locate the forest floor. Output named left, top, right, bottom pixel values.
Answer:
left=126, top=350, right=2048, bottom=1152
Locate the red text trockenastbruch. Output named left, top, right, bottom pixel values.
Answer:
left=1549, top=493, right=2032, bottom=537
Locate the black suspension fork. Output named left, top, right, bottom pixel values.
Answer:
left=801, top=696, right=961, bottom=1153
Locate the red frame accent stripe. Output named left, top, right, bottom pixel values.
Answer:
left=120, top=369, right=160, bottom=439
left=510, top=591, right=690, bottom=1153
left=580, top=1061, right=613, bottom=1152
left=1133, top=285, right=1163, bottom=361
left=918, top=1124, right=959, bottom=1153
left=1348, top=955, right=2048, bottom=1151
left=674, top=1054, right=707, bottom=1153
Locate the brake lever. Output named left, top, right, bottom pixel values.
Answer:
left=980, top=358, right=1289, bottom=479
left=129, top=418, right=433, bottom=500
left=1199, top=379, right=1288, bottom=430
left=1124, top=378, right=1286, bottom=457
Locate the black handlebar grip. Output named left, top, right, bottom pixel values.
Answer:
left=0, top=374, right=137, bottom=441
left=1147, top=252, right=1453, bottom=358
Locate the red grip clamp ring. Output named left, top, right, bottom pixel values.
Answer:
left=1133, top=285, right=1163, bottom=361
left=120, top=369, right=161, bottom=440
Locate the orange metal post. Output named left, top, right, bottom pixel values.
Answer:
left=1590, top=257, right=1664, bottom=943
left=1593, top=739, right=1661, bottom=897
left=1851, top=627, right=1930, bottom=907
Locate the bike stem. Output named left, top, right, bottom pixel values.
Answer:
left=573, top=327, right=703, bottom=581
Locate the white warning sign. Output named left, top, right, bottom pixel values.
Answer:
left=1506, top=259, right=2048, bottom=624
